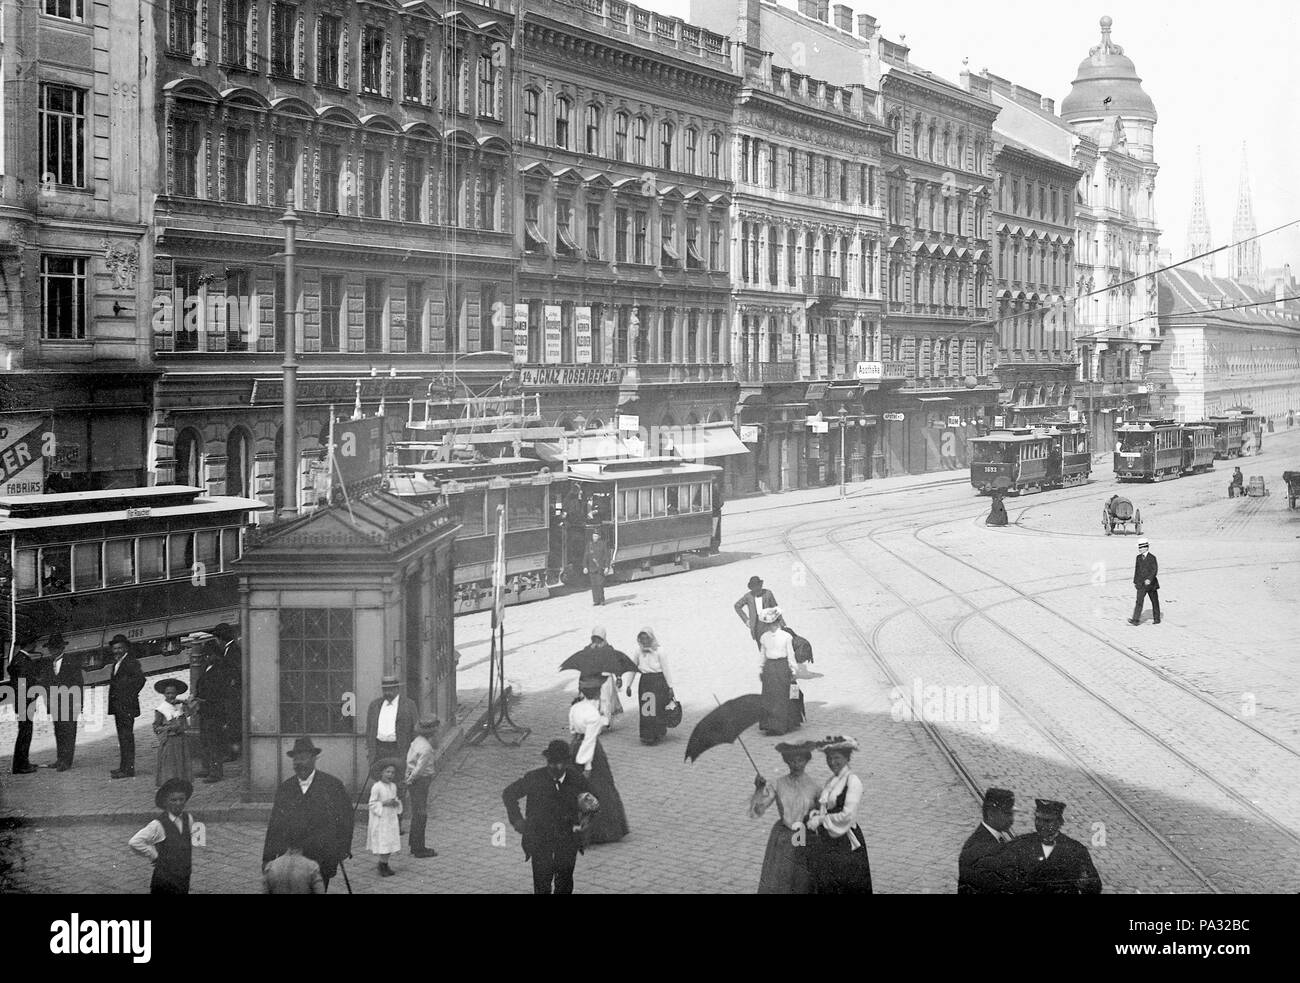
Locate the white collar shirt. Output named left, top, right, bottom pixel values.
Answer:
left=376, top=696, right=400, bottom=743
left=298, top=770, right=316, bottom=795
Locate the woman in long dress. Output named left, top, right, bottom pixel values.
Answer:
left=757, top=608, right=800, bottom=736
left=623, top=628, right=675, bottom=746
left=152, top=678, right=193, bottom=787
left=806, top=736, right=873, bottom=894
left=569, top=677, right=629, bottom=844
left=749, top=741, right=822, bottom=893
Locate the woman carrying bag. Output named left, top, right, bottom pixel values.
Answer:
left=623, top=628, right=676, bottom=746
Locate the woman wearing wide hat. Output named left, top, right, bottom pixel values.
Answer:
left=129, top=777, right=196, bottom=894
left=152, top=678, right=194, bottom=787
left=569, top=676, right=629, bottom=844
left=749, top=741, right=822, bottom=893
left=806, top=736, right=873, bottom=894
left=757, top=608, right=800, bottom=736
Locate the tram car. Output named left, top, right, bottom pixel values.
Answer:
left=1039, top=420, right=1093, bottom=487
left=970, top=428, right=1059, bottom=495
left=1200, top=415, right=1247, bottom=460
left=1180, top=424, right=1217, bottom=475
left=1, top=486, right=266, bottom=683
left=1225, top=406, right=1265, bottom=456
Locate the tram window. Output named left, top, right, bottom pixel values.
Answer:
left=507, top=487, right=546, bottom=531
left=666, top=486, right=680, bottom=515
left=15, top=549, right=39, bottom=599
left=459, top=491, right=486, bottom=537
left=700, top=482, right=711, bottom=510
left=169, top=533, right=194, bottom=579
left=617, top=491, right=631, bottom=521
left=221, top=528, right=242, bottom=567
left=139, top=535, right=167, bottom=582
left=40, top=545, right=72, bottom=594
left=105, top=540, right=136, bottom=587
left=637, top=488, right=652, bottom=518
left=195, top=530, right=220, bottom=571
left=73, top=542, right=103, bottom=591
left=651, top=486, right=667, bottom=517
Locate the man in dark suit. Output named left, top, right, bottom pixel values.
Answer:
left=1001, top=799, right=1103, bottom=894
left=193, top=640, right=235, bottom=783
left=734, top=575, right=779, bottom=648
left=106, top=634, right=146, bottom=779
left=582, top=530, right=611, bottom=606
left=958, top=787, right=1018, bottom=894
left=502, top=740, right=592, bottom=894
left=212, top=623, right=243, bottom=757
left=365, top=674, right=417, bottom=767
left=8, top=633, right=44, bottom=774
left=1128, top=540, right=1161, bottom=625
left=262, top=737, right=355, bottom=892
left=44, top=633, right=83, bottom=770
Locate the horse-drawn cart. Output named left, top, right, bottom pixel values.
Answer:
left=1104, top=495, right=1142, bottom=535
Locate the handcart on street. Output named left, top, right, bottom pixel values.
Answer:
left=1103, top=495, right=1142, bottom=535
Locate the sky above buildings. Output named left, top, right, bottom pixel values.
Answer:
left=647, top=0, right=1299, bottom=275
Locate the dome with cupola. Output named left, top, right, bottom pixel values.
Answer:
left=1060, top=16, right=1157, bottom=122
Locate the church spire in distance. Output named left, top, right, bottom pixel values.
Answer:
left=1231, top=142, right=1262, bottom=286
left=1186, top=147, right=1213, bottom=276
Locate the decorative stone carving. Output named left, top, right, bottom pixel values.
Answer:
left=102, top=240, right=139, bottom=291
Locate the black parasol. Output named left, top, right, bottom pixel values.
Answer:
left=559, top=645, right=638, bottom=677
left=684, top=694, right=764, bottom=770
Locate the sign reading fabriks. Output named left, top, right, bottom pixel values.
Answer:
left=0, top=417, right=54, bottom=496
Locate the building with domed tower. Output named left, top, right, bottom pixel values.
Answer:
left=1058, top=15, right=1162, bottom=449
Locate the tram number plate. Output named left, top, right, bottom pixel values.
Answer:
left=122, top=627, right=146, bottom=639
left=982, top=466, right=1000, bottom=473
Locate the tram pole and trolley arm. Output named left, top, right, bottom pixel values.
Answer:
left=279, top=191, right=300, bottom=521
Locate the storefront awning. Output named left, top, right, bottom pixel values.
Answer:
left=673, top=424, right=751, bottom=459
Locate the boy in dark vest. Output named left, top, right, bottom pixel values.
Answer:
left=129, top=777, right=195, bottom=894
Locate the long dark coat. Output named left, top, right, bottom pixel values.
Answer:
left=1133, top=553, right=1159, bottom=591
left=262, top=770, right=355, bottom=881
left=1002, top=833, right=1102, bottom=894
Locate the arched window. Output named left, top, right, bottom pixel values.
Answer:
left=614, top=111, right=629, bottom=160
left=888, top=112, right=901, bottom=153
left=523, top=89, right=539, bottom=143
left=659, top=120, right=674, bottom=170
left=707, top=131, right=722, bottom=177
left=634, top=117, right=648, bottom=164
left=554, top=95, right=571, bottom=148
left=175, top=429, right=203, bottom=487
left=225, top=428, right=253, bottom=497
left=685, top=127, right=698, bottom=173
left=585, top=104, right=602, bottom=155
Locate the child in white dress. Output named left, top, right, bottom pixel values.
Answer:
left=367, top=763, right=403, bottom=876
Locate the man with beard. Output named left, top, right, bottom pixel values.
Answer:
left=262, top=737, right=355, bottom=892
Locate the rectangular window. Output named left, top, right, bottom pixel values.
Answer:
left=270, top=2, right=296, bottom=76
left=105, top=540, right=135, bottom=588
left=73, top=542, right=103, bottom=591
left=319, top=274, right=342, bottom=351
left=479, top=283, right=496, bottom=352
left=454, top=490, right=485, bottom=537
left=40, top=84, right=86, bottom=188
left=221, top=528, right=242, bottom=568
left=651, top=486, right=667, bottom=517
left=685, top=129, right=697, bottom=173
left=319, top=142, right=340, bottom=213
left=740, top=137, right=750, bottom=183
left=556, top=199, right=579, bottom=256
left=404, top=155, right=424, bottom=222
left=139, top=536, right=167, bottom=583
left=170, top=0, right=197, bottom=54
left=661, top=217, right=679, bottom=267
left=406, top=280, right=425, bottom=352
left=174, top=265, right=203, bottom=351
left=403, top=36, right=425, bottom=102
left=195, top=530, right=219, bottom=571
left=477, top=52, right=496, bottom=118
left=586, top=203, right=602, bottom=260
left=223, top=0, right=249, bottom=68
left=173, top=118, right=199, bottom=196
left=39, top=545, right=71, bottom=596
left=444, top=46, right=465, bottom=112
left=444, top=158, right=461, bottom=226
left=634, top=212, right=648, bottom=264
left=43, top=1, right=85, bottom=22
left=41, top=255, right=87, bottom=340
left=274, top=134, right=297, bottom=207
left=224, top=269, right=251, bottom=351
left=444, top=281, right=464, bottom=352
left=637, top=488, right=652, bottom=518
left=364, top=277, right=386, bottom=351
left=224, top=128, right=249, bottom=203
left=278, top=608, right=355, bottom=736
left=614, top=113, right=628, bottom=160
left=507, top=487, right=546, bottom=530
left=525, top=90, right=539, bottom=143
left=317, top=15, right=341, bottom=86
left=363, top=150, right=384, bottom=217
left=709, top=221, right=723, bottom=272
left=708, top=132, right=721, bottom=178
left=361, top=25, right=384, bottom=94
left=615, top=208, right=629, bottom=263
left=524, top=193, right=544, bottom=252
left=555, top=97, right=571, bottom=149
left=477, top=169, right=496, bottom=231
left=634, top=117, right=647, bottom=164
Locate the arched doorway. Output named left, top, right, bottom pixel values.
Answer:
left=176, top=429, right=203, bottom=487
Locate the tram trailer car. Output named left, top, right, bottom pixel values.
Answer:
left=1202, top=416, right=1247, bottom=459
left=1180, top=424, right=1216, bottom=475
left=1225, top=407, right=1265, bottom=456
left=1040, top=420, right=1093, bottom=487
left=970, top=429, right=1055, bottom=494
left=1114, top=421, right=1185, bottom=482
left=1, top=486, right=266, bottom=683
left=563, top=458, right=723, bottom=582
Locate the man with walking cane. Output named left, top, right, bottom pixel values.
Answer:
left=263, top=738, right=354, bottom=892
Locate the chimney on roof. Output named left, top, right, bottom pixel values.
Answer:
left=1041, top=96, right=1055, bottom=114
left=833, top=4, right=853, bottom=32
left=857, top=13, right=877, bottom=37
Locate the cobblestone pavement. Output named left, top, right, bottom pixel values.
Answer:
left=3, top=431, right=1298, bottom=893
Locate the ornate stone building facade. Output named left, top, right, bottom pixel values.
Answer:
left=0, top=0, right=155, bottom=491
left=729, top=44, right=892, bottom=492
left=147, top=0, right=516, bottom=511
left=513, top=0, right=739, bottom=473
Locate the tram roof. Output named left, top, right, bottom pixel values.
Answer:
left=970, top=430, right=1051, bottom=443
left=566, top=458, right=722, bottom=481
left=1116, top=419, right=1179, bottom=430
left=0, top=489, right=267, bottom=529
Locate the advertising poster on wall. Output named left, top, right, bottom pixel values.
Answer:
left=513, top=303, right=530, bottom=364
left=575, top=306, right=593, bottom=364
left=544, top=305, right=562, bottom=364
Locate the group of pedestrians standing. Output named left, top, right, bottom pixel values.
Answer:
left=958, top=788, right=1102, bottom=894
left=7, top=631, right=83, bottom=774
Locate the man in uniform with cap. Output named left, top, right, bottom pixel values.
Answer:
left=45, top=632, right=83, bottom=770
left=1129, top=541, right=1160, bottom=626
left=958, top=787, right=1018, bottom=894
left=501, top=739, right=594, bottom=894
left=263, top=737, right=355, bottom=892
left=734, top=575, right=779, bottom=648
left=1002, top=799, right=1102, bottom=894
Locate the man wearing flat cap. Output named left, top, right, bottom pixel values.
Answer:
left=1128, top=541, right=1160, bottom=626
left=1002, top=799, right=1103, bottom=894
left=958, top=787, right=1018, bottom=894
left=263, top=737, right=355, bottom=892
left=501, top=739, right=594, bottom=894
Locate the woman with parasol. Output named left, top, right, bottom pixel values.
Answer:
left=757, top=608, right=800, bottom=735
left=568, top=676, right=629, bottom=844
left=806, top=736, right=873, bottom=894
left=750, top=741, right=822, bottom=894
left=623, top=628, right=676, bottom=746
left=152, top=678, right=194, bottom=786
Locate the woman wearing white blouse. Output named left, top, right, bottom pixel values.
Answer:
left=623, top=628, right=675, bottom=745
left=568, top=677, right=629, bottom=844
left=806, top=736, right=873, bottom=893
left=757, top=609, right=801, bottom=735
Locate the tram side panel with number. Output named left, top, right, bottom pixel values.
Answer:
left=1, top=486, right=266, bottom=683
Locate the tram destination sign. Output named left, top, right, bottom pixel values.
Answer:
left=519, top=366, right=625, bottom=387
left=882, top=413, right=905, bottom=422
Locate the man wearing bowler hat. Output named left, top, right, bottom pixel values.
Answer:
left=107, top=634, right=146, bottom=779
left=1129, top=540, right=1161, bottom=626
left=501, top=739, right=594, bottom=894
left=734, top=575, right=779, bottom=648
left=1002, top=798, right=1102, bottom=894
left=44, top=633, right=83, bottom=771
left=263, top=737, right=355, bottom=892
left=958, top=787, right=1018, bottom=894
left=7, top=632, right=45, bottom=774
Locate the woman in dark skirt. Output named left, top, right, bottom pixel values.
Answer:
left=806, top=736, right=873, bottom=894
left=624, top=628, right=675, bottom=746
left=757, top=608, right=801, bottom=735
left=569, top=677, right=629, bottom=844
left=749, top=741, right=822, bottom=893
